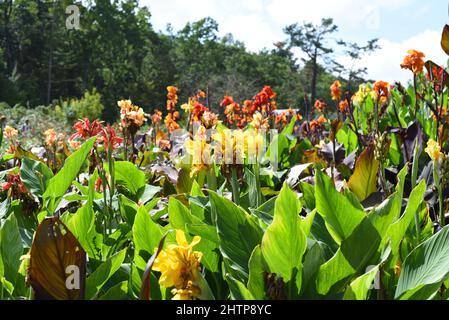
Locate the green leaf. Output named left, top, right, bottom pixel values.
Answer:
left=261, top=183, right=306, bottom=287
left=86, top=249, right=127, bottom=300
left=315, top=170, right=365, bottom=244
left=132, top=206, right=163, bottom=270
left=388, top=181, right=426, bottom=258
left=347, top=145, right=379, bottom=201
left=343, top=265, right=379, bottom=300
left=67, top=172, right=102, bottom=260
left=99, top=281, right=129, bottom=300
left=247, top=246, right=266, bottom=300
left=114, top=161, right=146, bottom=199
left=20, top=158, right=53, bottom=198
left=226, top=275, right=255, bottom=300
left=43, top=137, right=96, bottom=213
left=0, top=214, right=23, bottom=285
left=395, top=225, right=449, bottom=299
left=209, top=191, right=263, bottom=282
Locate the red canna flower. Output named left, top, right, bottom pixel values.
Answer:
left=70, top=118, right=104, bottom=141
left=101, top=125, right=123, bottom=152
left=2, top=173, right=28, bottom=194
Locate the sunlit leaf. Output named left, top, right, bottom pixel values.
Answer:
left=28, top=217, right=86, bottom=300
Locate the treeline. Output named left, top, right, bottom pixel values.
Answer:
left=0, top=0, right=378, bottom=122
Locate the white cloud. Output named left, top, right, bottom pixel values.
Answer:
left=359, top=29, right=447, bottom=84
left=141, top=0, right=445, bottom=82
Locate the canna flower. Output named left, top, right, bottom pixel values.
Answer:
left=314, top=99, right=327, bottom=113
left=3, top=126, right=18, bottom=139
left=352, top=84, right=372, bottom=105
left=425, top=139, right=443, bottom=161
left=70, top=118, right=103, bottom=141
left=153, top=230, right=203, bottom=300
left=118, top=99, right=147, bottom=132
left=44, top=129, right=57, bottom=146
left=339, top=100, right=349, bottom=113
left=275, top=112, right=288, bottom=126
left=250, top=112, right=269, bottom=130
left=330, top=80, right=342, bottom=101
left=201, top=111, right=219, bottom=129
left=212, top=129, right=245, bottom=165
left=372, top=81, right=391, bottom=105
left=400, top=50, right=425, bottom=74
left=2, top=173, right=28, bottom=195
left=101, top=125, right=123, bottom=152
left=317, top=115, right=327, bottom=125
left=68, top=139, right=81, bottom=150
left=244, top=130, right=265, bottom=162
left=151, top=110, right=163, bottom=125
left=164, top=113, right=180, bottom=133
left=166, top=86, right=178, bottom=111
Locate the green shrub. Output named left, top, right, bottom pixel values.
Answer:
left=56, top=88, right=104, bottom=123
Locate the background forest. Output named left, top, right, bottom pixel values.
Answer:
left=0, top=0, right=378, bottom=124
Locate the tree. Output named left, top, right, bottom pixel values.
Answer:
left=335, top=39, right=380, bottom=94
left=284, top=18, right=338, bottom=103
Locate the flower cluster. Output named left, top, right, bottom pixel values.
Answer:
left=400, top=50, right=425, bottom=74
left=372, top=80, right=391, bottom=105
left=166, top=86, right=178, bottom=111
left=118, top=99, right=147, bottom=134
left=153, top=230, right=203, bottom=300
left=330, top=80, right=342, bottom=101
left=2, top=173, right=28, bottom=197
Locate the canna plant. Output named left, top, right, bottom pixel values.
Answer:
left=3, top=24, right=449, bottom=301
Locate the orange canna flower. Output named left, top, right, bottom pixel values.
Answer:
left=317, top=115, right=327, bottom=125
left=330, top=80, right=342, bottom=101
left=400, top=50, right=425, bottom=74
left=314, top=99, right=327, bottom=113
left=372, top=81, right=391, bottom=105
left=151, top=110, right=163, bottom=125
left=339, top=100, right=349, bottom=113
left=166, top=86, right=178, bottom=111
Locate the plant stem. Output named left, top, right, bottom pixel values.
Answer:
left=230, top=167, right=240, bottom=205
left=434, top=160, right=445, bottom=227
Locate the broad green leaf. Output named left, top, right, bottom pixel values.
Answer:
left=261, top=183, right=306, bottom=287
left=43, top=137, right=96, bottom=213
left=132, top=206, right=163, bottom=270
left=86, top=249, right=127, bottom=299
left=226, top=275, right=256, bottom=300
left=347, top=145, right=379, bottom=201
left=343, top=265, right=379, bottom=300
left=209, top=191, right=263, bottom=282
left=114, top=161, right=146, bottom=199
left=316, top=217, right=381, bottom=295
left=395, top=225, right=449, bottom=299
left=0, top=214, right=23, bottom=285
left=67, top=172, right=102, bottom=259
left=388, top=181, right=426, bottom=258
left=20, top=158, right=53, bottom=198
left=168, top=197, right=219, bottom=273
left=247, top=246, right=265, bottom=300
left=315, top=170, right=365, bottom=244
left=99, top=281, right=129, bottom=300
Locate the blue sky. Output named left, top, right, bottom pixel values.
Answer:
left=140, top=0, right=449, bottom=83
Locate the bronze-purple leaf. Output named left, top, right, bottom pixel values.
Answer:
left=28, top=217, right=86, bottom=300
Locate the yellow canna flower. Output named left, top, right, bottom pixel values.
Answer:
left=351, top=84, right=372, bottom=106
left=425, top=139, right=443, bottom=161
left=250, top=112, right=269, bottom=130
left=153, top=230, right=203, bottom=300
